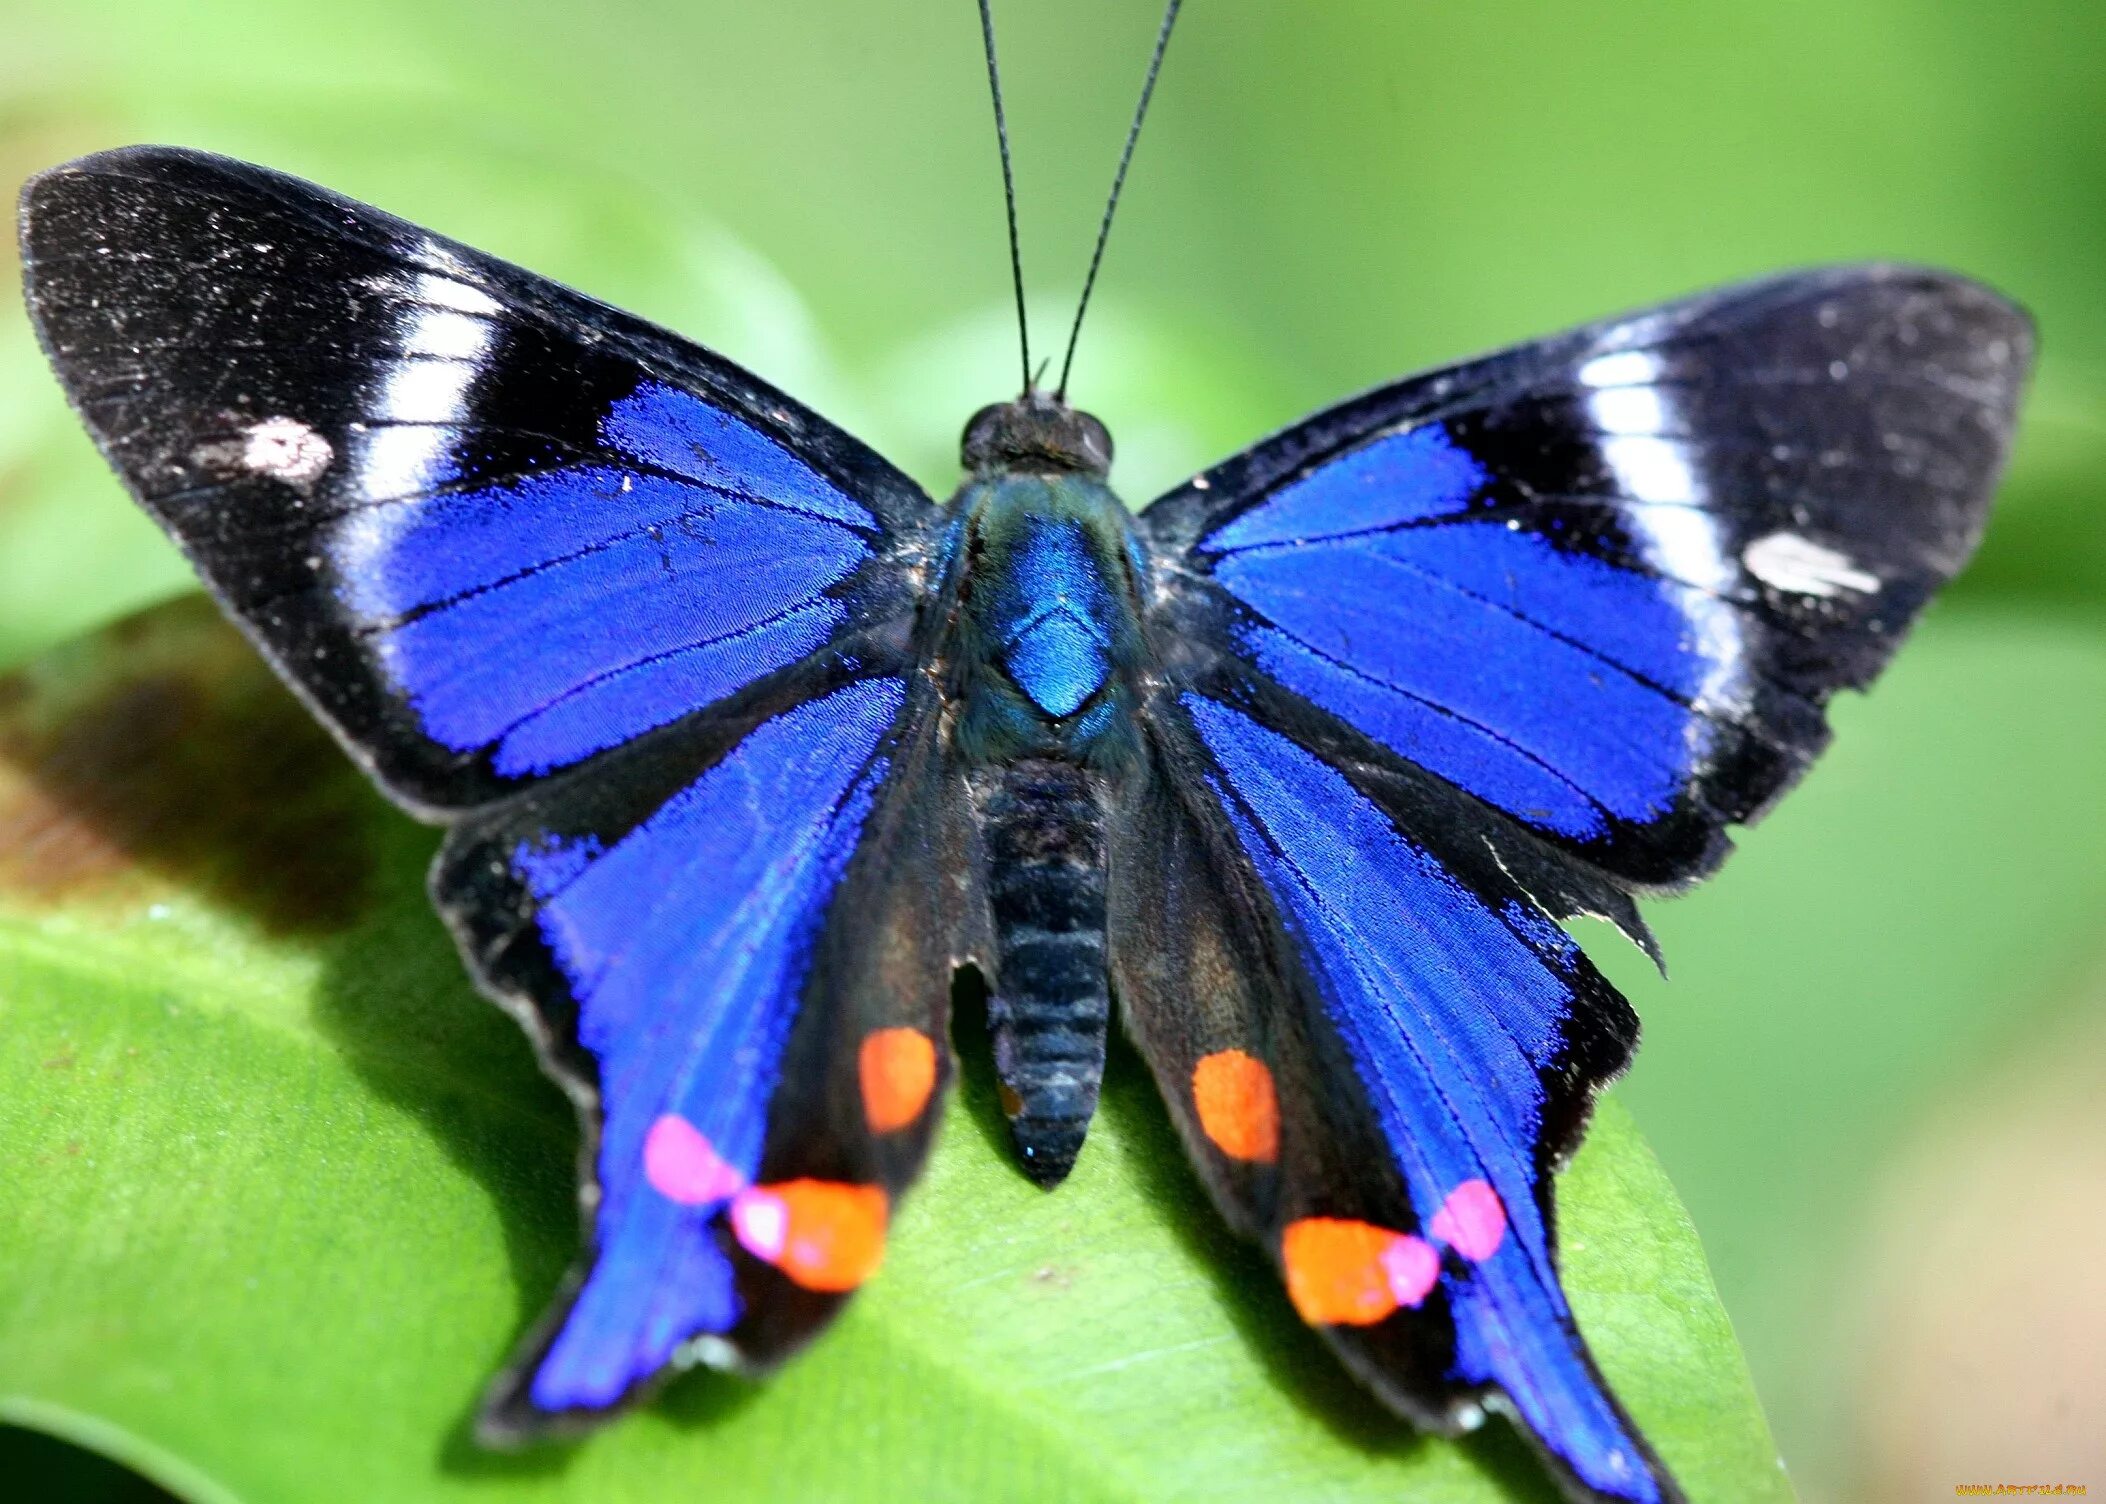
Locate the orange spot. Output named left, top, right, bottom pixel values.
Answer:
left=859, top=1027, right=938, bottom=1133
left=1282, top=1217, right=1428, bottom=1326
left=1191, top=1049, right=1280, bottom=1162
left=998, top=1082, right=1023, bottom=1118
left=735, top=1179, right=888, bottom=1292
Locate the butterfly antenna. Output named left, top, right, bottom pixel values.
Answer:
left=978, top=0, right=1034, bottom=395
left=1054, top=0, right=1182, bottom=403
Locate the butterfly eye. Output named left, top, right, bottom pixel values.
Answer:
left=960, top=397, right=1113, bottom=477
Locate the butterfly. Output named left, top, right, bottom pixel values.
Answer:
left=17, top=139, right=2030, bottom=1503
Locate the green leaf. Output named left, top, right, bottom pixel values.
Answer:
left=0, top=598, right=1787, bottom=1503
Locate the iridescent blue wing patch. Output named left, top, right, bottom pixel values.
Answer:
left=20, top=147, right=973, bottom=1435
left=1141, top=267, right=2033, bottom=884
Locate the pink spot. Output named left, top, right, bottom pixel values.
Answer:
left=642, top=1114, right=743, bottom=1206
left=1380, top=1234, right=1440, bottom=1307
left=1431, top=1179, right=1507, bottom=1261
left=730, top=1187, right=788, bottom=1262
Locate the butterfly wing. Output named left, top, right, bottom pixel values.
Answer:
left=437, top=668, right=979, bottom=1433
left=20, top=146, right=931, bottom=812
left=1140, top=266, right=2033, bottom=886
left=19, top=147, right=977, bottom=1433
left=1117, top=268, right=2031, bottom=1501
left=1110, top=688, right=1667, bottom=1502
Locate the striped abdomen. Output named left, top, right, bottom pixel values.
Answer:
left=978, top=757, right=1109, bottom=1187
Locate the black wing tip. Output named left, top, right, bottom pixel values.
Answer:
left=31, top=142, right=214, bottom=174
left=21, top=144, right=247, bottom=208
left=36, top=143, right=286, bottom=178
left=18, top=146, right=285, bottom=273
left=1571, top=261, right=2036, bottom=419
left=1711, top=257, right=2030, bottom=310
left=1738, top=259, right=2037, bottom=369
left=1861, top=259, right=2035, bottom=360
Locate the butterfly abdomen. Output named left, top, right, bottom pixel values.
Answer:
left=976, top=756, right=1110, bottom=1187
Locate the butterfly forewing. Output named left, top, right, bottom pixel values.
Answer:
left=19, top=147, right=935, bottom=812
left=1140, top=266, right=2033, bottom=886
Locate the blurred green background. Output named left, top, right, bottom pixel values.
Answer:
left=2, top=1, right=2101, bottom=1500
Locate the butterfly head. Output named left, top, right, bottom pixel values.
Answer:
left=961, top=393, right=1113, bottom=479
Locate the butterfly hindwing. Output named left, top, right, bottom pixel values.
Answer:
left=20, top=147, right=972, bottom=1435
left=437, top=669, right=976, bottom=1433
left=1140, top=266, right=2032, bottom=886
left=1111, top=683, right=1672, bottom=1503
left=19, top=146, right=934, bottom=812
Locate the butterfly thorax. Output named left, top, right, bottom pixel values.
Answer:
left=936, top=400, right=1143, bottom=1183
left=940, top=472, right=1146, bottom=767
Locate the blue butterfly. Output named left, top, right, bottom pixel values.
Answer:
left=18, top=141, right=2030, bottom=1504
